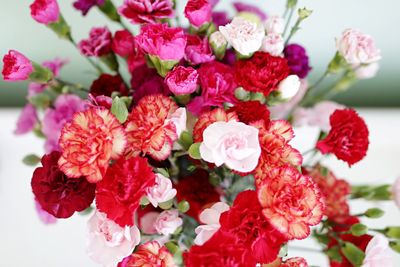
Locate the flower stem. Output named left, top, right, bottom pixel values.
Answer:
left=283, top=6, right=296, bottom=37
left=68, top=35, right=104, bottom=74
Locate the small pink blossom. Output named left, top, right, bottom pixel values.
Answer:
left=362, top=234, right=393, bottom=267
left=393, top=177, right=400, bottom=209
left=34, top=199, right=57, bottom=224
left=199, top=121, right=261, bottom=172
left=265, top=15, right=285, bottom=35
left=336, top=29, right=381, bottom=66
left=184, top=0, right=212, bottom=28
left=79, top=27, right=113, bottom=57
left=154, top=210, right=183, bottom=236
left=165, top=66, right=199, bottom=95
left=30, top=0, right=60, bottom=25
left=14, top=104, right=38, bottom=135
left=87, top=211, right=140, bottom=267
left=2, top=50, right=33, bottom=81
left=42, top=58, right=68, bottom=76
left=146, top=173, right=177, bottom=208
left=185, top=35, right=215, bottom=65
left=194, top=202, right=230, bottom=245
left=139, top=211, right=159, bottom=234
left=355, top=62, right=380, bottom=79
left=261, top=34, right=284, bottom=56
left=166, top=107, right=187, bottom=139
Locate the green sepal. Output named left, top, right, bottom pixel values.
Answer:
left=29, top=62, right=53, bottom=84
left=341, top=242, right=365, bottom=267
left=147, top=55, right=178, bottom=77
left=110, top=96, right=129, bottom=123
left=188, top=143, right=202, bottom=160
left=47, top=15, right=71, bottom=40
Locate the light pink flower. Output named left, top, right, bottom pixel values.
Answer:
left=30, top=0, right=60, bottom=25
left=79, top=27, right=112, bottom=57
left=165, top=66, right=199, bottom=95
left=166, top=107, right=187, bottom=139
left=154, top=210, right=183, bottom=236
left=184, top=0, right=212, bottom=28
left=14, top=104, right=38, bottom=135
left=261, top=34, right=284, bottom=56
left=34, top=199, right=57, bottom=224
left=265, top=15, right=285, bottom=35
left=336, top=29, right=381, bottom=66
left=135, top=23, right=187, bottom=61
left=393, top=177, right=400, bottom=209
left=355, top=62, right=380, bottom=79
left=87, top=211, right=140, bottom=267
left=293, top=101, right=345, bottom=132
left=199, top=121, right=261, bottom=172
left=185, top=35, right=215, bottom=65
left=194, top=202, right=230, bottom=245
left=362, top=234, right=393, bottom=267
left=140, top=211, right=159, bottom=234
left=2, top=50, right=33, bottom=81
left=146, top=173, right=177, bottom=208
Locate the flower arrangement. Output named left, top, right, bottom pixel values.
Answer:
left=3, top=0, right=399, bottom=266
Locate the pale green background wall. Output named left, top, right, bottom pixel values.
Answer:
left=0, top=0, right=399, bottom=106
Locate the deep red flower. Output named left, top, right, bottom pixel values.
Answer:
left=219, top=190, right=287, bottom=264
left=235, top=52, right=290, bottom=97
left=90, top=74, right=129, bottom=97
left=175, top=169, right=220, bottom=220
left=118, top=0, right=174, bottom=25
left=31, top=152, right=96, bottom=218
left=112, top=30, right=135, bottom=57
left=316, top=109, right=369, bottom=166
left=96, top=156, right=156, bottom=226
left=228, top=101, right=270, bottom=127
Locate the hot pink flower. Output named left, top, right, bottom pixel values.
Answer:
left=185, top=35, right=215, bottom=65
left=184, top=0, right=212, bottom=28
left=257, top=165, right=325, bottom=240
left=112, top=30, right=135, bottom=57
left=125, top=241, right=176, bottom=267
left=14, top=104, right=38, bottom=135
left=135, top=23, right=187, bottom=61
left=165, top=66, right=199, bottom=95
left=154, top=210, right=183, bottom=236
left=79, top=27, right=112, bottom=57
left=73, top=0, right=105, bottom=16
left=2, top=50, right=33, bottom=81
left=362, top=234, right=393, bottom=267
left=58, top=108, right=127, bottom=183
left=118, top=0, right=174, bottom=24
left=393, top=177, right=400, bottom=209
left=30, top=0, right=60, bottom=25
left=146, top=173, right=177, bottom=208
left=87, top=211, right=140, bottom=267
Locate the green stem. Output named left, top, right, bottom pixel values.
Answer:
left=285, top=16, right=301, bottom=45
left=283, top=6, right=296, bottom=37
left=68, top=35, right=104, bottom=74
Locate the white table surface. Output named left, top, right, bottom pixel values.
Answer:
left=1, top=108, right=399, bottom=267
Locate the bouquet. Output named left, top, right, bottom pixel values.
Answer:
left=3, top=0, right=399, bottom=266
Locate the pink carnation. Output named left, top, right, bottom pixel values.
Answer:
left=165, top=66, right=199, bottom=95
left=146, top=173, right=177, bottom=207
left=118, top=0, right=174, bottom=24
left=15, top=104, right=38, bottom=135
left=2, top=50, right=33, bottom=81
left=154, top=210, right=183, bottom=236
left=184, top=0, right=212, bottom=28
left=185, top=35, right=215, bottom=65
left=30, top=0, right=60, bottom=25
left=362, top=234, right=393, bottom=267
left=135, top=23, right=187, bottom=61
left=79, top=27, right=112, bottom=57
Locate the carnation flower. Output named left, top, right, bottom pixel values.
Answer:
left=90, top=74, right=129, bottom=97
left=73, top=0, right=104, bottom=16
left=165, top=66, right=199, bottom=95
left=362, top=234, right=393, bottom=267
left=30, top=0, right=60, bottom=25
left=188, top=61, right=237, bottom=115
left=87, top=211, right=140, bottom=267
left=199, top=121, right=261, bottom=173
left=233, top=2, right=267, bottom=20
left=118, top=0, right=174, bottom=24
left=79, top=27, right=112, bottom=57
left=193, top=108, right=238, bottom=143
left=2, top=50, right=33, bottom=81
left=235, top=51, right=290, bottom=97
left=265, top=15, right=285, bottom=35
left=124, top=241, right=176, bottom=267
left=228, top=100, right=270, bottom=127
left=42, top=94, right=86, bottom=152
left=146, top=173, right=177, bottom=208
left=355, top=62, right=380, bottom=80
left=284, top=44, right=312, bottom=79
left=184, top=35, right=215, bottom=65
left=219, top=190, right=288, bottom=264
left=184, top=0, right=212, bottom=28
left=219, top=17, right=265, bottom=56
left=336, top=29, right=381, bottom=66
left=15, top=104, right=38, bottom=135
left=139, top=211, right=159, bottom=235
left=135, top=23, right=186, bottom=61
left=58, top=108, right=127, bottom=183
left=154, top=209, right=183, bottom=236
left=258, top=166, right=325, bottom=239
left=42, top=57, right=68, bottom=76
left=125, top=94, right=178, bottom=161
left=34, top=199, right=57, bottom=224
left=316, top=109, right=369, bottom=166
left=175, top=170, right=220, bottom=220
left=261, top=33, right=285, bottom=56
left=393, top=177, right=400, bottom=209
left=112, top=30, right=135, bottom=57
left=281, top=257, right=309, bottom=267
left=194, top=202, right=230, bottom=245
left=31, top=152, right=96, bottom=218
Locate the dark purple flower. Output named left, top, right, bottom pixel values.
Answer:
left=212, top=11, right=230, bottom=27
left=284, top=44, right=312, bottom=79
left=233, top=2, right=267, bottom=20
left=73, top=0, right=105, bottom=16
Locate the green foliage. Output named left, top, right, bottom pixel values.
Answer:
left=111, top=96, right=129, bottom=123
left=341, top=242, right=365, bottom=267
left=22, top=154, right=41, bottom=166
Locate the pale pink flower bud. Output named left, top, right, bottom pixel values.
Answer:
left=278, top=75, right=301, bottom=100
left=154, top=210, right=183, bottom=236
left=30, top=0, right=60, bottom=25
left=264, top=15, right=285, bottom=35
left=261, top=34, right=284, bottom=56
left=362, top=234, right=393, bottom=267
left=146, top=174, right=177, bottom=208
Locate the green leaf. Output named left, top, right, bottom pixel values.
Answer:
left=188, top=143, right=202, bottom=160
left=147, top=55, right=178, bottom=77
left=327, top=246, right=342, bottom=263
left=22, top=154, right=41, bottom=166
left=178, top=131, right=193, bottom=151
left=385, top=226, right=400, bottom=239
left=111, top=96, right=129, bottom=123
left=389, top=240, right=400, bottom=253
left=29, top=62, right=53, bottom=84
left=341, top=242, right=365, bottom=267
left=350, top=223, right=368, bottom=236
left=165, top=241, right=179, bottom=254
left=364, top=208, right=384, bottom=218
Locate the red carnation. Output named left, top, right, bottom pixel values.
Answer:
left=79, top=27, right=112, bottom=57
left=175, top=169, right=220, bottom=220
left=235, top=52, right=290, bottom=97
left=96, top=157, right=156, bottom=226
left=118, top=0, right=174, bottom=25
left=112, top=30, right=135, bottom=57
left=90, top=74, right=129, bottom=97
left=229, top=100, right=270, bottom=127
left=316, top=109, right=369, bottom=166
left=31, top=152, right=96, bottom=218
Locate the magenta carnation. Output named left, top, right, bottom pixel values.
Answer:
left=184, top=0, right=212, bottom=28
left=2, top=50, right=33, bottom=81
left=284, top=44, right=312, bottom=79
left=118, top=0, right=174, bottom=24
left=30, top=0, right=60, bottom=25
left=79, top=27, right=113, bottom=57
left=165, top=66, right=199, bottom=95
left=185, top=35, right=215, bottom=65
left=73, top=0, right=105, bottom=16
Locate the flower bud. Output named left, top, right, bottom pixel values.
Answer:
left=298, top=8, right=313, bottom=20
left=365, top=207, right=384, bottom=218
left=278, top=75, right=301, bottom=100
left=209, top=31, right=228, bottom=59
left=234, top=87, right=251, bottom=101
left=385, top=226, right=400, bottom=239
left=350, top=223, right=368, bottom=236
